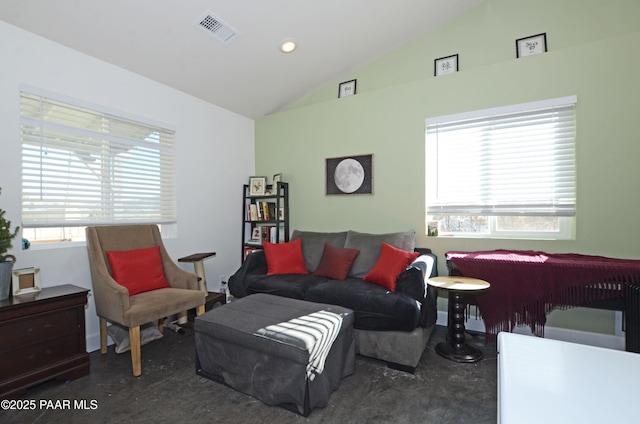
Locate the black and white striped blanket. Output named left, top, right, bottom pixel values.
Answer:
left=254, top=310, right=343, bottom=381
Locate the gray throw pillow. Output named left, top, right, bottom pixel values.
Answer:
left=290, top=230, right=348, bottom=272
left=344, top=230, right=416, bottom=278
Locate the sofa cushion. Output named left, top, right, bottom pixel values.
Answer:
left=106, top=245, right=170, bottom=296
left=290, top=230, right=349, bottom=272
left=313, top=244, right=360, bottom=280
left=246, top=274, right=329, bottom=300
left=304, top=279, right=421, bottom=331
left=344, top=230, right=416, bottom=278
left=363, top=243, right=420, bottom=292
left=263, top=239, right=308, bottom=276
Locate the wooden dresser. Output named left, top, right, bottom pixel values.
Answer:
left=0, top=284, right=90, bottom=399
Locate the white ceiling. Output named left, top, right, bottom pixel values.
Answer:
left=0, top=0, right=485, bottom=119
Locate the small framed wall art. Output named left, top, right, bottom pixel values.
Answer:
left=326, top=154, right=373, bottom=195
left=248, top=176, right=267, bottom=196
left=12, top=267, right=41, bottom=296
left=516, top=33, right=547, bottom=58
left=434, top=54, right=458, bottom=76
left=338, top=79, right=357, bottom=98
left=272, top=173, right=282, bottom=189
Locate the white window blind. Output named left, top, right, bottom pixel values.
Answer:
left=20, top=90, right=176, bottom=228
left=425, top=96, right=577, bottom=217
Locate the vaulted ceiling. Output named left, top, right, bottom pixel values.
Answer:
left=0, top=0, right=485, bottom=119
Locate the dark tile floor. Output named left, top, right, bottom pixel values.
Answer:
left=1, top=324, right=497, bottom=424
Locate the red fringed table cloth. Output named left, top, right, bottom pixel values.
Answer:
left=446, top=250, right=640, bottom=337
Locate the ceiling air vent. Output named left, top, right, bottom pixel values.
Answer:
left=194, top=11, right=240, bottom=46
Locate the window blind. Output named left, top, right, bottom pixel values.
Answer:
left=425, top=97, right=577, bottom=217
left=20, top=90, right=176, bottom=227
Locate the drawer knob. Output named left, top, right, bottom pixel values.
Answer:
left=27, top=354, right=35, bottom=361
left=27, top=327, right=34, bottom=333
left=44, top=323, right=53, bottom=329
left=45, top=349, right=53, bottom=356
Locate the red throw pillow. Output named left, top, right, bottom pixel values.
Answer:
left=106, top=246, right=171, bottom=296
left=363, top=242, right=420, bottom=292
left=313, top=244, right=360, bottom=280
left=263, top=238, right=308, bottom=276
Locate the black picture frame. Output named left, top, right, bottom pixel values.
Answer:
left=434, top=54, right=459, bottom=76
left=338, top=79, right=357, bottom=98
left=326, top=154, right=373, bottom=195
left=516, top=33, right=547, bottom=58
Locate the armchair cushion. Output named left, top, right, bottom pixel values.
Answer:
left=106, top=246, right=170, bottom=296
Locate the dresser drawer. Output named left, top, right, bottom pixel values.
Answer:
left=0, top=285, right=90, bottom=400
left=0, top=332, right=82, bottom=380
left=0, top=308, right=79, bottom=350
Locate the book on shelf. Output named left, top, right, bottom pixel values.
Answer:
left=247, top=204, right=258, bottom=221
left=244, top=224, right=283, bottom=243
left=247, top=201, right=279, bottom=221
left=260, top=225, right=274, bottom=243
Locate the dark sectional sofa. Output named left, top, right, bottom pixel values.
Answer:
left=229, top=230, right=438, bottom=372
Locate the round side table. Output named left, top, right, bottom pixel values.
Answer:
left=427, top=276, right=490, bottom=363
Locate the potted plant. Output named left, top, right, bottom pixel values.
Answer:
left=0, top=187, right=19, bottom=300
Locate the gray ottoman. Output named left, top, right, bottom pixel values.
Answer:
left=195, top=293, right=355, bottom=416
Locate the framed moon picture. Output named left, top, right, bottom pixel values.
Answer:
left=326, top=154, right=373, bottom=195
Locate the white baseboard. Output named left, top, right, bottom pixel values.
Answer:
left=87, top=332, right=105, bottom=353
left=436, top=310, right=625, bottom=351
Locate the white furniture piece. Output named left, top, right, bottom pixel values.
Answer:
left=497, top=332, right=640, bottom=423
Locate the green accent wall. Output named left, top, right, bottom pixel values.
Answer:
left=255, top=0, right=640, bottom=335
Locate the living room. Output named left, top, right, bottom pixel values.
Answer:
left=254, top=0, right=640, bottom=346
left=1, top=0, right=639, bottom=421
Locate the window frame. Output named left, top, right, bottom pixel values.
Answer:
left=425, top=96, right=577, bottom=240
left=19, top=85, right=177, bottom=243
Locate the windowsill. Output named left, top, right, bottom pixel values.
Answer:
left=22, top=223, right=179, bottom=251
left=426, top=234, right=574, bottom=241
left=24, top=240, right=87, bottom=251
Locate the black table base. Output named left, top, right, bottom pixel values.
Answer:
left=436, top=291, right=483, bottom=363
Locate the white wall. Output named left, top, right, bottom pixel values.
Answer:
left=0, top=21, right=255, bottom=352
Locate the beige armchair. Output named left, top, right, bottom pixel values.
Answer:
left=86, top=224, right=206, bottom=376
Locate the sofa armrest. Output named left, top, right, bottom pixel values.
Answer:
left=395, top=249, right=438, bottom=327
left=228, top=249, right=268, bottom=298
left=414, top=247, right=438, bottom=277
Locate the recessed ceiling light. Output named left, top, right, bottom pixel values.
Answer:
left=280, top=38, right=297, bottom=53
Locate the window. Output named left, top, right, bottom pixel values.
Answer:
left=20, top=87, right=176, bottom=243
left=425, top=96, right=577, bottom=240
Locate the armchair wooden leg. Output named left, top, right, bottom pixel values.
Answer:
left=177, top=310, right=188, bottom=325
left=196, top=304, right=205, bottom=316
left=157, top=318, right=165, bottom=334
left=129, top=325, right=142, bottom=377
left=99, top=317, right=108, bottom=354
